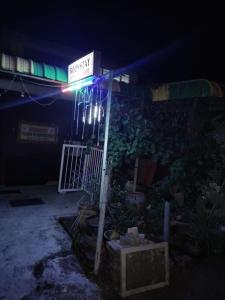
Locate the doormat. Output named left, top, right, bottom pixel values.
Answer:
left=0, top=189, right=21, bottom=195
left=10, top=198, right=45, bottom=207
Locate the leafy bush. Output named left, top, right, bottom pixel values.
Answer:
left=94, top=95, right=225, bottom=241
left=184, top=181, right=225, bottom=254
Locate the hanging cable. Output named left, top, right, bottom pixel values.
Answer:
left=92, top=87, right=98, bottom=137
left=73, top=90, right=78, bottom=120
left=19, top=77, right=57, bottom=106
left=0, top=76, right=16, bottom=96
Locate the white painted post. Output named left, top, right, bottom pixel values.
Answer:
left=58, top=144, right=65, bottom=193
left=133, top=158, right=139, bottom=192
left=98, top=71, right=113, bottom=208
left=94, top=71, right=113, bottom=275
left=163, top=201, right=170, bottom=242
left=94, top=174, right=109, bottom=274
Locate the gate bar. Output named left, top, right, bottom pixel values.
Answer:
left=58, top=144, right=66, bottom=193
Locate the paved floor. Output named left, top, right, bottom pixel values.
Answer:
left=2, top=185, right=225, bottom=300
left=0, top=185, right=99, bottom=300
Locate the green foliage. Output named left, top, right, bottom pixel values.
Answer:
left=106, top=97, right=190, bottom=172
left=187, top=181, right=225, bottom=255
left=153, top=136, right=225, bottom=202
left=107, top=180, right=144, bottom=233
left=110, top=180, right=126, bottom=203
left=144, top=188, right=164, bottom=236
left=99, top=95, right=225, bottom=237
left=106, top=96, right=225, bottom=202
left=106, top=97, right=155, bottom=168
left=107, top=201, right=143, bottom=234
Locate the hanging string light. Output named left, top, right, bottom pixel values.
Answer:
left=81, top=87, right=89, bottom=140
left=88, top=88, right=93, bottom=125
left=73, top=90, right=78, bottom=121
left=94, top=103, right=98, bottom=118
left=97, top=107, right=101, bottom=146
left=92, top=85, right=99, bottom=137
left=82, top=103, right=87, bottom=140
left=76, top=91, right=82, bottom=136
left=82, top=107, right=86, bottom=123
left=97, top=85, right=103, bottom=145
left=97, top=104, right=102, bottom=123
left=71, top=81, right=107, bottom=145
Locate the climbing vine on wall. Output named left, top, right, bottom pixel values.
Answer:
left=102, top=95, right=225, bottom=201
left=106, top=96, right=189, bottom=168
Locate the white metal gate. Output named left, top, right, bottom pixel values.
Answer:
left=82, top=147, right=103, bottom=198
left=58, top=144, right=103, bottom=199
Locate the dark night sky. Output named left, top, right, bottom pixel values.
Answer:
left=1, top=1, right=225, bottom=83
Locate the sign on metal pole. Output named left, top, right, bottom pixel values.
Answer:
left=63, top=51, right=112, bottom=275
left=68, top=51, right=101, bottom=84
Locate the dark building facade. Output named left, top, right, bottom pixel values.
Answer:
left=0, top=30, right=77, bottom=185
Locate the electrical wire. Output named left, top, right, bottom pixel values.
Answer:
left=0, top=76, right=16, bottom=96
left=19, top=77, right=57, bottom=106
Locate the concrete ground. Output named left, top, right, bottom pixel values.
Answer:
left=0, top=185, right=100, bottom=300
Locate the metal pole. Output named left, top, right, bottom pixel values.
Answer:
left=133, top=158, right=139, bottom=192
left=98, top=71, right=113, bottom=207
left=94, top=174, right=109, bottom=274
left=94, top=71, right=113, bottom=275
left=163, top=200, right=170, bottom=242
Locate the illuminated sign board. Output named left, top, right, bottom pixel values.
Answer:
left=68, top=51, right=100, bottom=84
